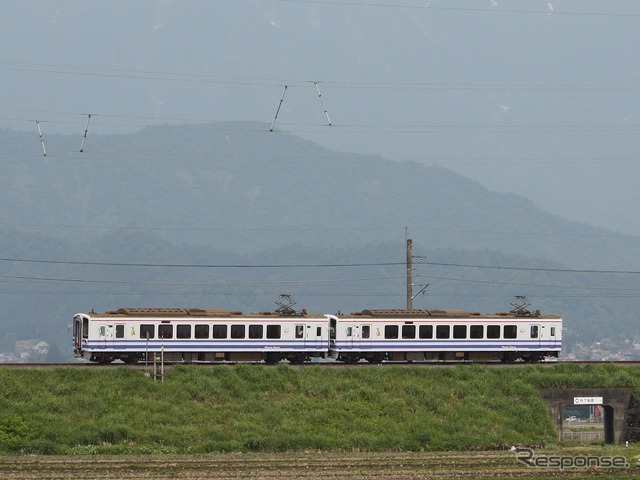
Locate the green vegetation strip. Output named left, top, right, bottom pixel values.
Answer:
left=0, top=363, right=639, bottom=455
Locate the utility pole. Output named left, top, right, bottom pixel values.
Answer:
left=406, top=238, right=413, bottom=310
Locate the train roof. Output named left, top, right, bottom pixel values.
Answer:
left=78, top=307, right=561, bottom=321
left=346, top=309, right=561, bottom=320
left=80, top=307, right=317, bottom=319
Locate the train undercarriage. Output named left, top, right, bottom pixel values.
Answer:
left=88, top=349, right=558, bottom=364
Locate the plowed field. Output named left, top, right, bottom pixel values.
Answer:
left=0, top=451, right=638, bottom=479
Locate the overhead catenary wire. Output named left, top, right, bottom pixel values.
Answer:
left=0, top=256, right=639, bottom=275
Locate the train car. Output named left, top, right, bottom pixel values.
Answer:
left=73, top=307, right=330, bottom=364
left=328, top=308, right=562, bottom=363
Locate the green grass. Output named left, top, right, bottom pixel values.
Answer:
left=0, top=364, right=639, bottom=455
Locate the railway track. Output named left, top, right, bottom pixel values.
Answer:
left=1, top=360, right=639, bottom=368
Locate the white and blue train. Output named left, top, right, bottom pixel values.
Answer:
left=73, top=305, right=562, bottom=364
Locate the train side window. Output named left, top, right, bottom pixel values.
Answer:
left=362, top=325, right=371, bottom=339
left=177, top=325, right=191, bottom=339
left=213, top=325, right=227, bottom=339
left=419, top=325, right=433, bottom=339
left=295, top=325, right=304, bottom=338
left=453, top=325, right=467, bottom=339
left=194, top=325, right=209, bottom=339
left=436, top=325, right=450, bottom=339
left=470, top=325, right=483, bottom=339
left=317, top=326, right=322, bottom=337
left=385, top=325, right=399, bottom=339
left=140, top=324, right=155, bottom=339
left=249, top=325, right=263, bottom=339
left=402, top=324, right=416, bottom=339
left=550, top=327, right=556, bottom=336
left=266, top=325, right=281, bottom=339
left=158, top=324, right=173, bottom=339
left=115, top=324, right=125, bottom=338
left=82, top=317, right=89, bottom=338
left=503, top=325, right=517, bottom=339
left=231, top=324, right=245, bottom=339
left=530, top=326, right=539, bottom=339
left=487, top=325, right=500, bottom=339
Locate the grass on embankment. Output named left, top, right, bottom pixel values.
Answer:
left=0, top=363, right=638, bottom=455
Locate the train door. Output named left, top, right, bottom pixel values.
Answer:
left=114, top=324, right=126, bottom=348
left=359, top=324, right=372, bottom=350
left=98, top=324, right=106, bottom=349
left=549, top=325, right=558, bottom=348
left=98, top=324, right=114, bottom=349
left=310, top=324, right=323, bottom=349
left=530, top=324, right=541, bottom=348
left=314, top=324, right=327, bottom=350
left=295, top=324, right=306, bottom=348
left=344, top=324, right=355, bottom=349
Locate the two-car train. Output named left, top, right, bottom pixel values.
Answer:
left=72, top=305, right=562, bottom=364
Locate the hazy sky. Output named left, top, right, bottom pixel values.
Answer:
left=2, top=0, right=639, bottom=233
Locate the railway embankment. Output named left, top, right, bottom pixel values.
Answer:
left=1, top=363, right=639, bottom=455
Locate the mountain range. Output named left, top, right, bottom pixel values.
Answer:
left=0, top=122, right=638, bottom=356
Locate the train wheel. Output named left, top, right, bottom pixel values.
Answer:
left=123, top=354, right=140, bottom=364
left=265, top=353, right=284, bottom=365
left=366, top=353, right=385, bottom=364
left=340, top=354, right=360, bottom=364
left=288, top=354, right=306, bottom=365
left=500, top=352, right=519, bottom=363
left=524, top=353, right=542, bottom=363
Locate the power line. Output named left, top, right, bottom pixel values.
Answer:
left=420, top=274, right=640, bottom=291
left=0, top=257, right=405, bottom=269
left=0, top=221, right=637, bottom=239
left=0, top=273, right=403, bottom=286
left=426, top=262, right=640, bottom=275
left=268, top=0, right=640, bottom=18
left=3, top=62, right=640, bottom=93
left=1, top=256, right=640, bottom=275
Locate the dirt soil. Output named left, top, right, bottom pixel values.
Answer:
left=0, top=451, right=637, bottom=479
